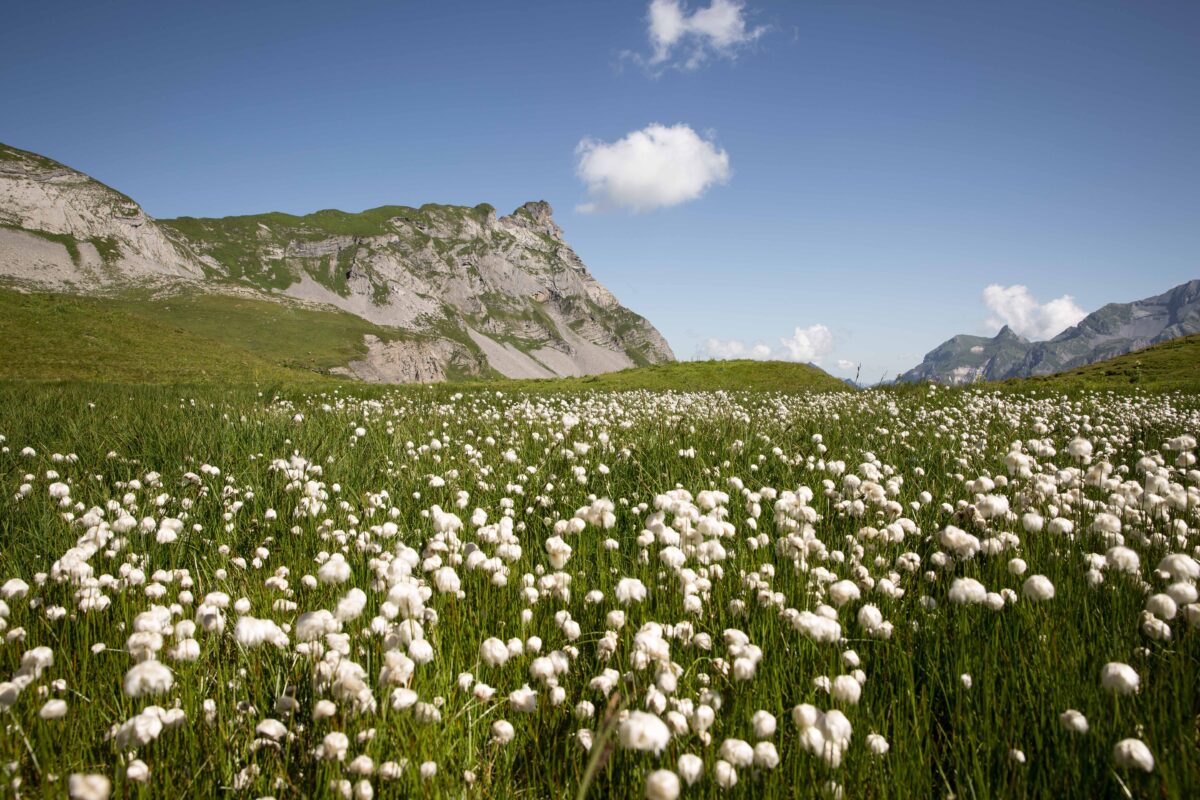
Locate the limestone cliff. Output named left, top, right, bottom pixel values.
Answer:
left=0, top=142, right=675, bottom=382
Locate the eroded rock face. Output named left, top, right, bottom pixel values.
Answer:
left=0, top=144, right=199, bottom=284
left=331, top=335, right=486, bottom=384
left=0, top=142, right=676, bottom=383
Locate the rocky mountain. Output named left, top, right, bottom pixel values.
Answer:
left=0, top=145, right=200, bottom=285
left=900, top=279, right=1200, bottom=384
left=0, top=142, right=674, bottom=382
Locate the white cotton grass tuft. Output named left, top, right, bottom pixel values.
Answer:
left=828, top=579, right=860, bottom=607
left=949, top=578, right=987, bottom=605
left=718, top=738, right=754, bottom=768
left=1059, top=710, right=1088, bottom=734
left=644, top=768, right=681, bottom=800
left=1112, top=738, right=1154, bottom=772
left=830, top=675, right=862, bottom=705
left=39, top=698, right=68, bottom=719
left=713, top=759, right=738, bottom=789
left=1022, top=575, right=1055, bottom=601
left=123, top=660, right=173, bottom=697
left=68, top=774, right=112, bottom=800
left=317, top=554, right=351, bottom=585
left=677, top=753, right=704, bottom=786
left=480, top=637, right=509, bottom=667
left=792, top=704, right=853, bottom=768
left=751, top=710, right=777, bottom=739
left=491, top=719, right=515, bottom=744
left=320, top=731, right=350, bottom=761
left=126, top=760, right=150, bottom=783
left=256, top=718, right=288, bottom=741
left=619, top=711, right=671, bottom=754
left=1100, top=662, right=1140, bottom=695
left=616, top=577, right=648, bottom=604
left=2, top=373, right=1198, bottom=795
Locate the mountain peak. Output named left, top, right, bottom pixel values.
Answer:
left=901, top=279, right=1200, bottom=384
left=0, top=143, right=675, bottom=384
left=519, top=199, right=554, bottom=218
left=505, top=200, right=563, bottom=241
left=995, top=325, right=1025, bottom=341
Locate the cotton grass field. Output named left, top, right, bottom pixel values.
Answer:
left=0, top=381, right=1196, bottom=799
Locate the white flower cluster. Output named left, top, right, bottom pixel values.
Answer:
left=0, top=386, right=1194, bottom=796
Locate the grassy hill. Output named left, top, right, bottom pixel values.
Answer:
left=9, top=283, right=1194, bottom=395
left=101, top=289, right=401, bottom=372
left=0, top=289, right=850, bottom=393
left=1004, top=333, right=1200, bottom=393
left=488, top=359, right=850, bottom=393
left=0, top=289, right=337, bottom=386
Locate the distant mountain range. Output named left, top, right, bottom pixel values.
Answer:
left=0, top=142, right=673, bottom=382
left=900, top=279, right=1200, bottom=384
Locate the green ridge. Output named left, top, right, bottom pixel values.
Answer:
left=1003, top=333, right=1200, bottom=393
left=485, top=359, right=850, bottom=393
left=0, top=289, right=333, bottom=386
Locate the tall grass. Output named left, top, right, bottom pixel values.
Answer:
left=0, top=381, right=1194, bottom=798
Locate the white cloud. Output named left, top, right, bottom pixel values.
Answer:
left=982, top=284, right=1087, bottom=341
left=576, top=123, right=730, bottom=213
left=640, top=0, right=767, bottom=70
left=697, top=324, right=836, bottom=364
left=836, top=359, right=857, bottom=371
left=779, top=324, right=835, bottom=363
left=697, top=338, right=772, bottom=360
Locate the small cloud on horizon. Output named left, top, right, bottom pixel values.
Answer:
left=699, top=338, right=773, bottom=360
left=696, top=323, right=836, bottom=364
left=982, top=283, right=1087, bottom=340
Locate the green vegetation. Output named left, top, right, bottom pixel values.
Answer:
left=490, top=359, right=850, bottom=393
left=158, top=202, right=496, bottom=297
left=0, top=224, right=82, bottom=266
left=90, top=235, right=122, bottom=264
left=0, top=380, right=1194, bottom=798
left=1003, top=334, right=1200, bottom=393
left=0, top=289, right=331, bottom=385
left=102, top=290, right=405, bottom=373
left=0, top=225, right=121, bottom=270
left=5, top=283, right=1198, bottom=399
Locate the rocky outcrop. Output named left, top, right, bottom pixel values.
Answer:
left=899, top=325, right=1033, bottom=384
left=161, top=198, right=675, bottom=377
left=0, top=142, right=675, bottom=382
left=331, top=335, right=486, bottom=383
left=0, top=144, right=199, bottom=284
left=901, top=279, right=1200, bottom=384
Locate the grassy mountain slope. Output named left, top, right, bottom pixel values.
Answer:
left=0, top=290, right=335, bottom=385
left=1006, top=333, right=1200, bottom=393
left=13, top=283, right=1193, bottom=395
left=102, top=290, right=401, bottom=372
left=0, top=289, right=848, bottom=393
left=489, top=359, right=850, bottom=393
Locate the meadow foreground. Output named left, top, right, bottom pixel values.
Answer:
left=0, top=383, right=1196, bottom=798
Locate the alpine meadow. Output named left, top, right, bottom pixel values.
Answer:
left=1, top=1, right=1199, bottom=799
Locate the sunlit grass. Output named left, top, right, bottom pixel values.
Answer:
left=0, top=381, right=1194, bottom=798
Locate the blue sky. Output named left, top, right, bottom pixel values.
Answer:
left=3, top=0, right=1197, bottom=379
